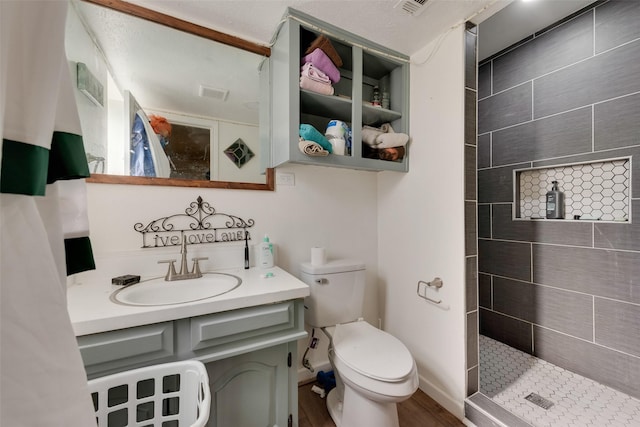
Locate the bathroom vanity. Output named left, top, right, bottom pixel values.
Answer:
left=67, top=266, right=309, bottom=427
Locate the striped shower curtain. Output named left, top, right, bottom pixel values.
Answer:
left=1, top=1, right=97, bottom=425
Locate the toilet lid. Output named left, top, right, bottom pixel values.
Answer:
left=332, top=322, right=414, bottom=382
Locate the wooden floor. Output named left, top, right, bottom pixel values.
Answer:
left=298, top=382, right=465, bottom=427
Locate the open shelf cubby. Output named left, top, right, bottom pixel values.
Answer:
left=514, top=157, right=631, bottom=223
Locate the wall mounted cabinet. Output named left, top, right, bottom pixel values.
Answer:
left=270, top=8, right=410, bottom=172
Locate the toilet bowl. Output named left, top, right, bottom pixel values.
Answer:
left=323, top=321, right=419, bottom=427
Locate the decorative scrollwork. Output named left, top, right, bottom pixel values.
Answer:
left=134, top=196, right=255, bottom=248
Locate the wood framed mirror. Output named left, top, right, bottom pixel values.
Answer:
left=68, top=0, right=274, bottom=190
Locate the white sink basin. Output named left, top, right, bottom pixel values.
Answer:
left=111, top=273, right=242, bottom=306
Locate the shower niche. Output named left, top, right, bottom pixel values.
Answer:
left=513, top=157, right=631, bottom=222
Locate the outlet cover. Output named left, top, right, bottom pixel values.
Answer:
left=276, top=172, right=295, bottom=186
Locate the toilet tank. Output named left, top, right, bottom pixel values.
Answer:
left=299, top=259, right=366, bottom=328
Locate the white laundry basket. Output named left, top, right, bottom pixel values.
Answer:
left=87, top=360, right=211, bottom=427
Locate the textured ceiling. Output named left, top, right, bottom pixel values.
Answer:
left=126, top=0, right=505, bottom=56
left=75, top=0, right=596, bottom=124
left=126, top=0, right=596, bottom=59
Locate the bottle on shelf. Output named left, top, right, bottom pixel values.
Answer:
left=546, top=180, right=565, bottom=219
left=372, top=86, right=381, bottom=107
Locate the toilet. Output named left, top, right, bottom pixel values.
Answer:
left=300, top=259, right=419, bottom=427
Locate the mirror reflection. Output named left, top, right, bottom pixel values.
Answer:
left=65, top=0, right=272, bottom=188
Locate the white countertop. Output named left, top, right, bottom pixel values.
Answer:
left=67, top=266, right=309, bottom=337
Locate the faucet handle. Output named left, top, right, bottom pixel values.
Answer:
left=191, top=257, right=208, bottom=276
left=158, top=259, right=177, bottom=281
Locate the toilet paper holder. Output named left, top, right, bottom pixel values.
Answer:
left=416, top=277, right=443, bottom=305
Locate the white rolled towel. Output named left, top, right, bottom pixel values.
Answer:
left=364, top=122, right=409, bottom=148
left=362, top=125, right=384, bottom=146
left=380, top=123, right=395, bottom=133
left=298, top=139, right=329, bottom=156
left=375, top=132, right=409, bottom=148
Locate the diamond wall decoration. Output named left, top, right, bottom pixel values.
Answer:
left=224, top=138, right=254, bottom=169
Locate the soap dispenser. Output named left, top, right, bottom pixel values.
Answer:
left=259, top=235, right=274, bottom=268
left=546, top=180, right=565, bottom=219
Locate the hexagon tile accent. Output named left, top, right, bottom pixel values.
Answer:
left=517, top=159, right=630, bottom=221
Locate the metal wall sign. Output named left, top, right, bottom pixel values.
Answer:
left=134, top=196, right=255, bottom=248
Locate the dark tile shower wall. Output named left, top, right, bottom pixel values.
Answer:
left=464, top=22, right=479, bottom=397
left=477, top=0, right=640, bottom=400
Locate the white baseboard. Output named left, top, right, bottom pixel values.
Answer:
left=298, top=362, right=470, bottom=423
left=418, top=373, right=465, bottom=420
left=297, top=361, right=332, bottom=384
left=298, top=361, right=465, bottom=419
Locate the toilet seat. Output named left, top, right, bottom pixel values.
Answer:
left=332, top=321, right=414, bottom=382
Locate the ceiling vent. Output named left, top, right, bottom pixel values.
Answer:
left=199, top=85, right=229, bottom=101
left=395, top=0, right=430, bottom=17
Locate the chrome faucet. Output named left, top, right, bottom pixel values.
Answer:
left=158, top=236, right=208, bottom=281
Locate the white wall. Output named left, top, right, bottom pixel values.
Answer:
left=82, top=23, right=469, bottom=419
left=378, top=26, right=467, bottom=418
left=65, top=5, right=108, bottom=161
left=84, top=163, right=380, bottom=373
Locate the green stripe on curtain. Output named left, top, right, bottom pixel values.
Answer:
left=1, top=132, right=90, bottom=195
left=2, top=135, right=95, bottom=275
left=49, top=132, right=95, bottom=275
left=64, top=237, right=96, bottom=275
left=1, top=139, right=50, bottom=195
left=48, top=131, right=90, bottom=183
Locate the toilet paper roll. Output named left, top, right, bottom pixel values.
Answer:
left=325, top=120, right=348, bottom=138
left=311, top=247, right=327, bottom=266
left=328, top=136, right=346, bottom=155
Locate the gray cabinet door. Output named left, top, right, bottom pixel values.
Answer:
left=206, top=344, right=289, bottom=427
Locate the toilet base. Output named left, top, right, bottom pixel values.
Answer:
left=326, top=388, right=343, bottom=426
left=325, top=382, right=400, bottom=427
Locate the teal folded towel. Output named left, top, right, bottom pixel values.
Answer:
left=300, top=124, right=333, bottom=153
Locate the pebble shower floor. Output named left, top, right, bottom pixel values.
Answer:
left=479, top=335, right=640, bottom=427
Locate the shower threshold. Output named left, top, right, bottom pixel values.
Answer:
left=475, top=335, right=640, bottom=427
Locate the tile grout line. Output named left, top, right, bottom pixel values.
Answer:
left=591, top=105, right=595, bottom=153
left=481, top=308, right=640, bottom=361
left=476, top=143, right=638, bottom=171
left=479, top=237, right=640, bottom=254
left=489, top=203, right=493, bottom=239
left=478, top=37, right=640, bottom=105
left=530, top=242, right=534, bottom=283
left=489, top=132, right=493, bottom=168
left=479, top=270, right=640, bottom=304
left=592, top=295, right=596, bottom=342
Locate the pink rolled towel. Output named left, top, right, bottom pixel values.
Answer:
left=301, top=48, right=341, bottom=83
left=301, top=63, right=331, bottom=84
left=300, top=75, right=334, bottom=95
